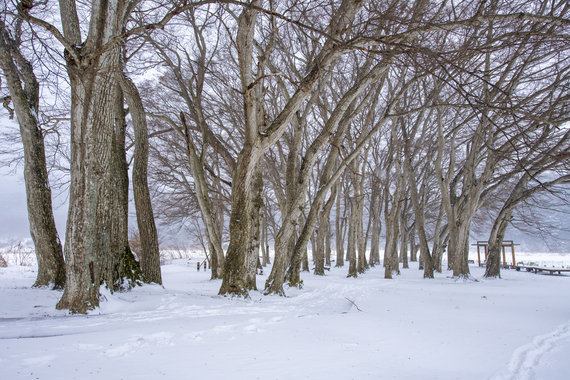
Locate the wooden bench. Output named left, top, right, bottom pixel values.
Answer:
left=516, top=265, right=570, bottom=275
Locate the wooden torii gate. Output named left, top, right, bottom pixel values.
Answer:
left=472, top=240, right=519, bottom=268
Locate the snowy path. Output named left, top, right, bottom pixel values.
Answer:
left=1, top=260, right=570, bottom=379
left=492, top=321, right=570, bottom=380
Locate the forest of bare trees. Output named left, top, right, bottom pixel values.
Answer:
left=1, top=0, right=569, bottom=313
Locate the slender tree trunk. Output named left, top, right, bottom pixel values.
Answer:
left=399, top=200, right=409, bottom=269
left=121, top=75, right=162, bottom=284
left=315, top=186, right=336, bottom=275
left=355, top=153, right=369, bottom=274
left=409, top=230, right=418, bottom=262
left=325, top=218, right=332, bottom=267
left=383, top=198, right=401, bottom=279
left=369, top=185, right=381, bottom=266
left=261, top=213, right=267, bottom=267
left=347, top=195, right=358, bottom=277
left=171, top=112, right=226, bottom=280
left=112, top=84, right=143, bottom=290
left=245, top=161, right=264, bottom=290
left=0, top=23, right=65, bottom=289
left=335, top=181, right=345, bottom=267
left=485, top=175, right=530, bottom=278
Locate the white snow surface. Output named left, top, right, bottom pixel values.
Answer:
left=1, top=258, right=570, bottom=380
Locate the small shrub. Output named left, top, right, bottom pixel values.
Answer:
left=13, top=242, right=34, bottom=266
left=0, top=254, right=7, bottom=267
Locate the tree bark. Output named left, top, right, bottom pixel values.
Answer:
left=56, top=0, right=133, bottom=313
left=0, top=21, right=65, bottom=289
left=245, top=160, right=264, bottom=290
left=399, top=201, right=409, bottom=269
left=368, top=185, right=382, bottom=266
left=121, top=74, right=162, bottom=285
left=111, top=84, right=143, bottom=290
left=335, top=181, right=345, bottom=267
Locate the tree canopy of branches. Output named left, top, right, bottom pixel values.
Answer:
left=1, top=0, right=569, bottom=312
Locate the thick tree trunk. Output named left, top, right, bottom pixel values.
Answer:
left=58, top=50, right=122, bottom=313
left=56, top=0, right=133, bottom=313
left=448, top=221, right=471, bottom=277
left=0, top=23, right=65, bottom=289
left=219, top=145, right=258, bottom=296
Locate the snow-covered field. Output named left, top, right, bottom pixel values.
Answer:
left=1, top=255, right=570, bottom=380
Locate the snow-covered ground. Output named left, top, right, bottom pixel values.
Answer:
left=1, top=254, right=570, bottom=380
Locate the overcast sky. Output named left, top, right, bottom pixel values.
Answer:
left=0, top=113, right=68, bottom=245
left=0, top=165, right=68, bottom=245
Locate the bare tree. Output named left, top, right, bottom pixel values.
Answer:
left=0, top=15, right=65, bottom=289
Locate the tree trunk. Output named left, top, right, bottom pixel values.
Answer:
left=409, top=228, right=417, bottom=262
left=485, top=175, right=531, bottom=278
left=225, top=0, right=366, bottom=296
left=315, top=186, right=336, bottom=275
left=448, top=221, right=472, bottom=277
left=219, top=145, right=257, bottom=296
left=325, top=218, right=332, bottom=268
left=58, top=49, right=122, bottom=312
left=0, top=22, right=65, bottom=289
left=175, top=112, right=226, bottom=279
left=245, top=160, right=264, bottom=290
left=399, top=200, right=409, bottom=269
left=347, top=195, right=358, bottom=277
left=56, top=0, right=133, bottom=313
left=355, top=154, right=369, bottom=274
left=112, top=84, right=143, bottom=290
left=368, top=185, right=381, bottom=266
left=383, top=199, right=401, bottom=279
left=121, top=75, right=162, bottom=285
left=335, top=181, right=345, bottom=267
left=261, top=213, right=268, bottom=267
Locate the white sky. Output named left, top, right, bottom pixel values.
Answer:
left=0, top=165, right=68, bottom=245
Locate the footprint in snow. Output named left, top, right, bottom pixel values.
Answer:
left=491, top=321, right=570, bottom=380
